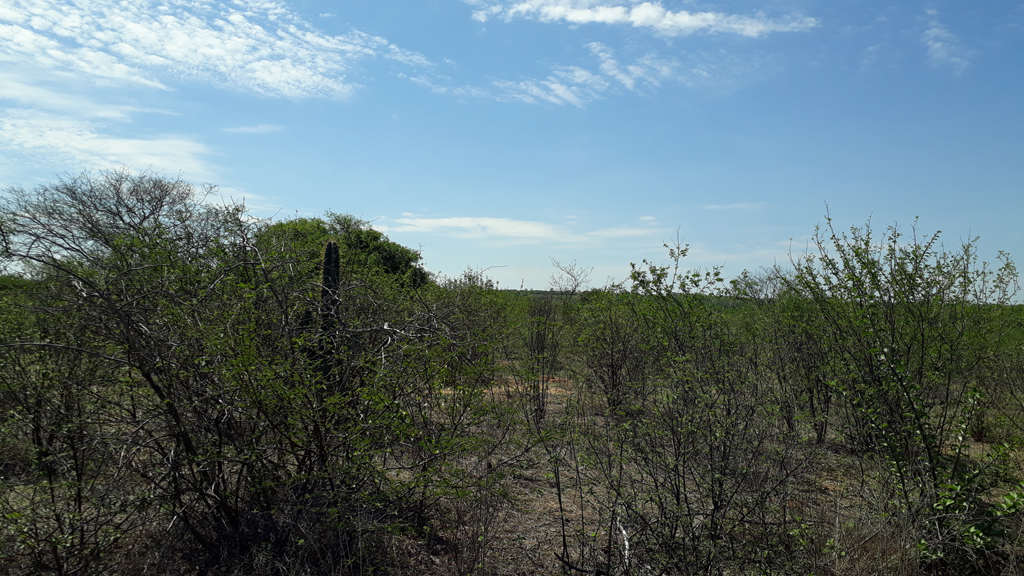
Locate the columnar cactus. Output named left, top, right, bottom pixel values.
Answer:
left=317, top=240, right=342, bottom=385
left=320, top=240, right=341, bottom=331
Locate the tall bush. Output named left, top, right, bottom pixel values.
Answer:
left=791, top=215, right=1019, bottom=567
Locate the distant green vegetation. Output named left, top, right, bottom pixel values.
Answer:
left=1, top=169, right=1023, bottom=575
left=0, top=275, right=33, bottom=292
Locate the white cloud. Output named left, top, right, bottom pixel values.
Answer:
left=0, top=70, right=159, bottom=120
left=212, top=186, right=283, bottom=214
left=552, top=65, right=611, bottom=91
left=0, top=108, right=215, bottom=179
left=0, top=62, right=212, bottom=178
left=922, top=13, right=969, bottom=75
left=683, top=241, right=792, bottom=268
left=451, top=85, right=495, bottom=99
left=860, top=44, right=882, bottom=70
left=0, top=20, right=169, bottom=89
left=0, top=0, right=437, bottom=177
left=587, top=42, right=677, bottom=90
left=421, top=43, right=682, bottom=106
left=587, top=227, right=653, bottom=238
left=704, top=202, right=768, bottom=210
left=221, top=123, right=285, bottom=133
left=413, top=36, right=768, bottom=107
left=391, top=216, right=575, bottom=243
left=493, top=77, right=593, bottom=107
left=482, top=42, right=754, bottom=106
left=403, top=74, right=494, bottom=98
left=471, top=5, right=505, bottom=23
left=387, top=215, right=661, bottom=245
left=469, top=1, right=818, bottom=38
left=409, top=67, right=603, bottom=107
left=0, top=0, right=433, bottom=99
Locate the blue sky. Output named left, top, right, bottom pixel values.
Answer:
left=2, top=1, right=1022, bottom=288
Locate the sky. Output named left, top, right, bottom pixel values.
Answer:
left=1, top=0, right=1023, bottom=289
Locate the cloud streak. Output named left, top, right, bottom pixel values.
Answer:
left=704, top=202, right=769, bottom=210
left=416, top=43, right=688, bottom=107
left=586, top=227, right=653, bottom=238
left=390, top=216, right=574, bottom=242
left=221, top=124, right=285, bottom=134
left=483, top=42, right=764, bottom=106
left=386, top=215, right=662, bottom=245
left=0, top=71, right=157, bottom=120
left=586, top=42, right=678, bottom=90
left=492, top=75, right=594, bottom=107
left=0, top=108, right=215, bottom=178
left=469, top=1, right=818, bottom=38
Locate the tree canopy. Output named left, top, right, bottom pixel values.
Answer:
left=260, top=212, right=430, bottom=288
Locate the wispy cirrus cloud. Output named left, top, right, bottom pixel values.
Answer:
left=402, top=74, right=494, bottom=99
left=439, top=2, right=806, bottom=107
left=0, top=61, right=213, bottom=177
left=704, top=202, right=769, bottom=210
left=0, top=0, right=432, bottom=99
left=480, top=42, right=765, bottom=106
left=0, top=71, right=160, bottom=120
left=389, top=216, right=574, bottom=243
left=467, top=0, right=818, bottom=38
left=0, top=108, right=215, bottom=179
left=492, top=75, right=594, bottom=107
left=221, top=124, right=285, bottom=134
left=586, top=227, right=653, bottom=238
left=406, top=54, right=613, bottom=107
left=417, top=43, right=685, bottom=107
left=922, top=10, right=969, bottom=75
left=384, top=214, right=662, bottom=245
left=586, top=42, right=677, bottom=90
left=0, top=0, right=435, bottom=180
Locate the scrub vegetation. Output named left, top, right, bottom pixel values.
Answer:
left=2, top=169, right=1024, bottom=575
